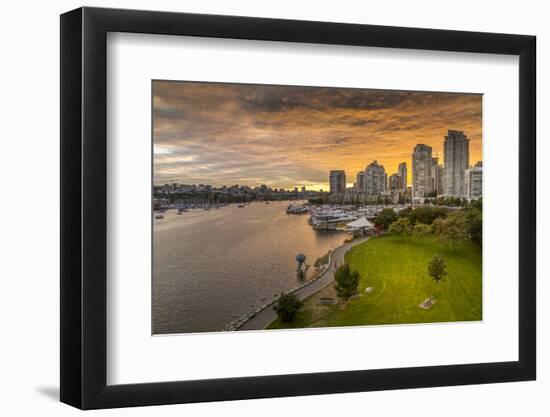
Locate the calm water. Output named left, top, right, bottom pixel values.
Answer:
left=153, top=201, right=345, bottom=334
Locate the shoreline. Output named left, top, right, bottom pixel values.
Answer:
left=154, top=200, right=347, bottom=334
left=233, top=235, right=372, bottom=331
left=222, top=245, right=339, bottom=331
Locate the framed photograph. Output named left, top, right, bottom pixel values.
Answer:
left=60, top=7, right=536, bottom=409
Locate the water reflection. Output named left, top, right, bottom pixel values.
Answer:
left=153, top=201, right=345, bottom=334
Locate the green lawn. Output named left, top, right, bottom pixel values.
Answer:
left=268, top=235, right=482, bottom=329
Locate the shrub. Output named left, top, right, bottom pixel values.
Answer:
left=433, top=211, right=468, bottom=252
left=407, top=206, right=448, bottom=225
left=314, top=252, right=330, bottom=268
left=374, top=208, right=398, bottom=230
left=413, top=223, right=432, bottom=238
left=388, top=217, right=412, bottom=240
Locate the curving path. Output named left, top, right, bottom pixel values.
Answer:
left=238, top=235, right=371, bottom=331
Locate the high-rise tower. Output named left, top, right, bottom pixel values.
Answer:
left=398, top=162, right=407, bottom=190
left=365, top=161, right=386, bottom=195
left=329, top=170, right=346, bottom=195
left=412, top=144, right=433, bottom=200
left=443, top=130, right=470, bottom=197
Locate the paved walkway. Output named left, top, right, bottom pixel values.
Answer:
left=238, top=235, right=371, bottom=331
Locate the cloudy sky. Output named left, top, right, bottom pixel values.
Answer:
left=153, top=81, right=482, bottom=190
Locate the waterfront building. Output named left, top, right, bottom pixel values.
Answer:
left=398, top=162, right=407, bottom=190
left=412, top=144, right=433, bottom=200
left=388, top=173, right=402, bottom=192
left=365, top=161, right=386, bottom=195
left=356, top=171, right=365, bottom=191
left=465, top=162, right=483, bottom=200
left=329, top=170, right=346, bottom=195
left=431, top=156, right=443, bottom=196
left=432, top=163, right=444, bottom=196
left=301, top=186, right=306, bottom=193
left=443, top=130, right=470, bottom=197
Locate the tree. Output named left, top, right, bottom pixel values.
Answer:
left=413, top=223, right=431, bottom=238
left=470, top=197, right=482, bottom=211
left=398, top=206, right=413, bottom=219
left=374, top=208, right=398, bottom=230
left=428, top=255, right=447, bottom=282
left=464, top=207, right=482, bottom=246
left=273, top=293, right=303, bottom=323
left=406, top=206, right=448, bottom=225
left=431, top=217, right=445, bottom=235
left=334, top=263, right=360, bottom=299
left=432, top=196, right=464, bottom=207
left=388, top=217, right=411, bottom=240
left=433, top=212, right=468, bottom=252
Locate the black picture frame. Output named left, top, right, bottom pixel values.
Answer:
left=60, top=6, right=536, bottom=410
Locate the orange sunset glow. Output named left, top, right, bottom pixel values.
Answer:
left=153, top=81, right=482, bottom=189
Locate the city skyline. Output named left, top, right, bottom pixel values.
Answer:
left=154, top=81, right=482, bottom=189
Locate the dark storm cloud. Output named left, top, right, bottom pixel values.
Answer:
left=153, top=80, right=482, bottom=188
left=238, top=86, right=409, bottom=113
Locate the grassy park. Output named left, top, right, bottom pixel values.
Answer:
left=268, top=235, right=482, bottom=330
